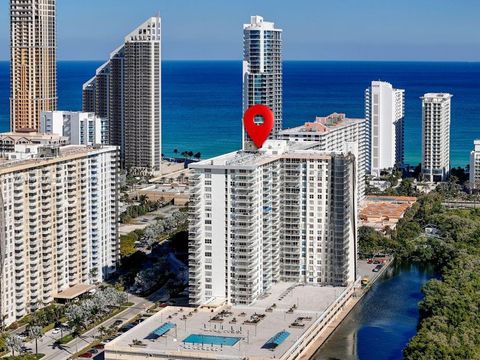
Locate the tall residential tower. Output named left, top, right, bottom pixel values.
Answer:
left=188, top=141, right=358, bottom=306
left=10, top=0, right=57, bottom=131
left=365, top=81, right=405, bottom=176
left=83, top=17, right=161, bottom=174
left=421, top=93, right=452, bottom=182
left=278, top=113, right=367, bottom=201
left=0, top=144, right=119, bottom=327
left=243, top=16, right=282, bottom=150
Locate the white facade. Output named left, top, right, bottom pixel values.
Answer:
left=0, top=145, right=119, bottom=326
left=421, top=93, right=452, bottom=182
left=40, top=111, right=107, bottom=146
left=365, top=81, right=405, bottom=176
left=470, top=140, right=480, bottom=189
left=188, top=141, right=357, bottom=306
left=278, top=113, right=366, bottom=201
left=243, top=16, right=282, bottom=150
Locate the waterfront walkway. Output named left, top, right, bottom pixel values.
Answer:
left=296, top=257, right=394, bottom=359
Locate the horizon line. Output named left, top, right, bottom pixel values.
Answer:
left=0, top=59, right=480, bottom=63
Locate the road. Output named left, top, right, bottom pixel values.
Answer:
left=118, top=204, right=179, bottom=235
left=21, top=293, right=154, bottom=360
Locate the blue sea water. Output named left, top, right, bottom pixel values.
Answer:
left=1, top=61, right=479, bottom=167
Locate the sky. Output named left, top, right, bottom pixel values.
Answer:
left=0, top=0, right=480, bottom=61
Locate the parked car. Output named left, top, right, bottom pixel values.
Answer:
left=52, top=328, right=61, bottom=334
left=372, top=265, right=383, bottom=272
left=113, top=319, right=123, bottom=327
left=89, top=348, right=99, bottom=354
left=119, top=323, right=135, bottom=333
left=79, top=353, right=93, bottom=358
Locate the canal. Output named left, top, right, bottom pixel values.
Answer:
left=312, top=262, right=438, bottom=360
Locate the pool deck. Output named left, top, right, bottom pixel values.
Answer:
left=105, top=284, right=347, bottom=359
left=104, top=260, right=389, bottom=360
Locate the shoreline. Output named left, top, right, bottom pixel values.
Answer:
left=296, top=257, right=395, bottom=360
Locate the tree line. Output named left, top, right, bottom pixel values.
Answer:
left=358, top=192, right=480, bottom=358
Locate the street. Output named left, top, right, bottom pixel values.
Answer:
left=21, top=293, right=154, bottom=360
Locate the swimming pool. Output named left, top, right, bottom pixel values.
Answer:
left=183, top=334, right=241, bottom=346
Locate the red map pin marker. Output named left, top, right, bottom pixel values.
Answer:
left=243, top=105, right=274, bottom=149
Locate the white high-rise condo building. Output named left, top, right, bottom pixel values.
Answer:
left=243, top=16, right=282, bottom=150
left=188, top=141, right=358, bottom=306
left=278, top=113, right=367, bottom=201
left=10, top=0, right=57, bottom=131
left=40, top=111, right=108, bottom=146
left=0, top=144, right=119, bottom=327
left=365, top=81, right=405, bottom=176
left=83, top=17, right=162, bottom=174
left=421, top=93, right=452, bottom=182
left=470, top=140, right=480, bottom=190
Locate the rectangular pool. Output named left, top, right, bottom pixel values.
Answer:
left=183, top=334, right=241, bottom=346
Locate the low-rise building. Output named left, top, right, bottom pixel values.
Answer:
left=360, top=195, right=417, bottom=232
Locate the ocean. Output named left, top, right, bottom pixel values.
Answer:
left=1, top=60, right=479, bottom=167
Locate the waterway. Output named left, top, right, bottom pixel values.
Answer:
left=312, top=262, right=438, bottom=360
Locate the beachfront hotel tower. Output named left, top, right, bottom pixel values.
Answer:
left=421, top=93, right=452, bottom=182
left=365, top=81, right=405, bottom=176
left=10, top=0, right=57, bottom=132
left=83, top=17, right=162, bottom=175
left=188, top=140, right=358, bottom=306
left=243, top=16, right=283, bottom=150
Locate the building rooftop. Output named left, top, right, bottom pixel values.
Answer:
left=422, top=93, right=453, bottom=101
left=189, top=140, right=341, bottom=170
left=243, top=15, right=281, bottom=31
left=53, top=284, right=95, bottom=300
left=0, top=131, right=68, bottom=142
left=279, top=113, right=364, bottom=136
left=360, top=195, right=417, bottom=232
left=0, top=144, right=117, bottom=173
left=106, top=282, right=347, bottom=359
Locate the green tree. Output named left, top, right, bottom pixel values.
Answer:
left=6, top=333, right=23, bottom=357
left=27, top=325, right=43, bottom=355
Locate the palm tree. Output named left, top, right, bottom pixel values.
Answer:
left=138, top=194, right=148, bottom=205
left=187, top=151, right=194, bottom=158
left=97, top=325, right=108, bottom=340
left=193, top=152, right=201, bottom=160
left=28, top=325, right=43, bottom=356
left=6, top=333, right=23, bottom=357
left=173, top=149, right=178, bottom=157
